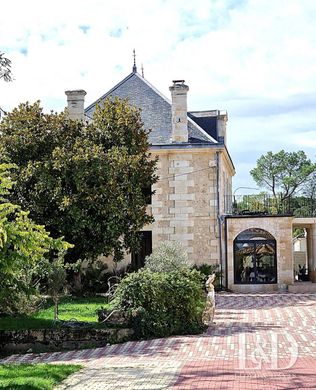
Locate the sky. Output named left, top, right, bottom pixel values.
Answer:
left=1, top=0, right=316, bottom=192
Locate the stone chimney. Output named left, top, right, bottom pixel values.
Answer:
left=65, top=90, right=87, bottom=121
left=217, top=112, right=228, bottom=145
left=169, top=80, right=189, bottom=143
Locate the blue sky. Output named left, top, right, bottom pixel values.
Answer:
left=0, top=0, right=315, bottom=191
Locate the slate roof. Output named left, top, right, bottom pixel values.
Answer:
left=85, top=72, right=220, bottom=146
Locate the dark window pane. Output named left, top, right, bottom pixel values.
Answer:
left=234, top=229, right=277, bottom=284
left=142, top=186, right=152, bottom=205
left=131, top=231, right=152, bottom=271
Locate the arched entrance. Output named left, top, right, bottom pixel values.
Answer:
left=234, top=228, right=277, bottom=284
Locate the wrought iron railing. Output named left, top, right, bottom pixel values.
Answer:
left=224, top=194, right=316, bottom=218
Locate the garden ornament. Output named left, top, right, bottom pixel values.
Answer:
left=202, top=273, right=216, bottom=326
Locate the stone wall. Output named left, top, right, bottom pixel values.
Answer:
left=99, top=146, right=234, bottom=270
left=149, top=147, right=233, bottom=266
left=226, top=215, right=294, bottom=292
left=0, top=327, right=133, bottom=354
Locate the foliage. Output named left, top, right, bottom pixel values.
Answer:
left=80, top=259, right=109, bottom=293
left=0, top=99, right=157, bottom=263
left=144, top=240, right=191, bottom=272
left=44, top=256, right=81, bottom=321
left=0, top=164, right=70, bottom=315
left=193, top=263, right=222, bottom=290
left=293, top=227, right=305, bottom=239
left=0, top=296, right=111, bottom=330
left=0, top=364, right=82, bottom=389
left=114, top=268, right=206, bottom=338
left=0, top=52, right=12, bottom=82
left=289, top=195, right=316, bottom=217
left=303, top=171, right=316, bottom=200
left=250, top=150, right=316, bottom=201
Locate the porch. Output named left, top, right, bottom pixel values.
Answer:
left=223, top=194, right=316, bottom=292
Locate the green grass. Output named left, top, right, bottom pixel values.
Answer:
left=0, top=296, right=111, bottom=330
left=0, top=363, right=82, bottom=389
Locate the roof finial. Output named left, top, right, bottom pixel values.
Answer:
left=132, top=49, right=137, bottom=73
left=141, top=63, right=144, bottom=78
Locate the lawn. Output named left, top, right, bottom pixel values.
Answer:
left=0, top=363, right=82, bottom=389
left=0, top=296, right=111, bottom=330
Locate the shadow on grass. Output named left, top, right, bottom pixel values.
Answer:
left=0, top=296, right=110, bottom=331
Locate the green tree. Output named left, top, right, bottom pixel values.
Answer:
left=0, top=164, right=70, bottom=315
left=0, top=52, right=12, bottom=82
left=0, top=98, right=157, bottom=264
left=145, top=241, right=191, bottom=273
left=250, top=150, right=316, bottom=201
left=302, top=171, right=316, bottom=200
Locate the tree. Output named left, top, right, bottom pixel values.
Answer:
left=0, top=52, right=12, bottom=82
left=250, top=150, right=316, bottom=201
left=0, top=98, right=157, bottom=264
left=0, top=164, right=70, bottom=315
left=145, top=241, right=191, bottom=273
left=302, top=171, right=316, bottom=200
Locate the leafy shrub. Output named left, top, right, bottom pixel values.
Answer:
left=80, top=260, right=109, bottom=294
left=0, top=164, right=71, bottom=315
left=144, top=241, right=191, bottom=273
left=114, top=268, right=206, bottom=338
left=193, top=263, right=222, bottom=291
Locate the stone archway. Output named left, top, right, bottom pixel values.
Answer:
left=233, top=228, right=277, bottom=285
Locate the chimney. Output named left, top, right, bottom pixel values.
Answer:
left=169, top=80, right=189, bottom=143
left=65, top=90, right=87, bottom=121
left=217, top=112, right=228, bottom=145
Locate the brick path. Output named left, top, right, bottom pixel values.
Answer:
left=1, top=293, right=316, bottom=389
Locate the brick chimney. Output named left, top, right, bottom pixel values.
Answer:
left=65, top=90, right=87, bottom=121
left=169, top=80, right=189, bottom=143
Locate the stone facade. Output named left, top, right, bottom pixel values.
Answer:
left=79, top=69, right=234, bottom=272
left=148, top=147, right=233, bottom=265
left=65, top=67, right=314, bottom=293
left=225, top=216, right=294, bottom=292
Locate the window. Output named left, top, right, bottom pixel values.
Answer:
left=234, top=228, right=277, bottom=284
left=131, top=231, right=152, bottom=271
left=142, top=185, right=152, bottom=205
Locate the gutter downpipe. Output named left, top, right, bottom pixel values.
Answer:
left=216, top=151, right=223, bottom=290
left=224, top=216, right=228, bottom=290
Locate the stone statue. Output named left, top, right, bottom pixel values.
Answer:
left=202, top=273, right=216, bottom=326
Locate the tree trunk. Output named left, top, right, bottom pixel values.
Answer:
left=53, top=297, right=59, bottom=321
left=73, top=271, right=82, bottom=293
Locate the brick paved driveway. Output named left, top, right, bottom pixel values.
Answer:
left=2, top=293, right=316, bottom=389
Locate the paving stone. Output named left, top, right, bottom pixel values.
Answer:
left=1, top=293, right=316, bottom=389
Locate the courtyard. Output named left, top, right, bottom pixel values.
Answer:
left=1, top=292, right=316, bottom=389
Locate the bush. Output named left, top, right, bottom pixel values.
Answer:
left=114, top=268, right=206, bottom=338
left=144, top=241, right=191, bottom=272
left=0, top=164, right=71, bottom=316
left=80, top=260, right=109, bottom=294
left=193, top=263, right=222, bottom=291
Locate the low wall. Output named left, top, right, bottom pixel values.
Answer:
left=0, top=327, right=133, bottom=354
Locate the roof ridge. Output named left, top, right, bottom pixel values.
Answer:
left=133, top=72, right=171, bottom=104
left=85, top=72, right=135, bottom=112
left=84, top=71, right=217, bottom=145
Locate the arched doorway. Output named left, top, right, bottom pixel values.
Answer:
left=234, top=228, right=277, bottom=284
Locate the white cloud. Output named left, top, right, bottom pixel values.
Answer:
left=1, top=0, right=316, bottom=189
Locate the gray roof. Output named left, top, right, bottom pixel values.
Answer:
left=85, top=72, right=218, bottom=145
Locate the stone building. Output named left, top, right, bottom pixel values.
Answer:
left=65, top=64, right=316, bottom=292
